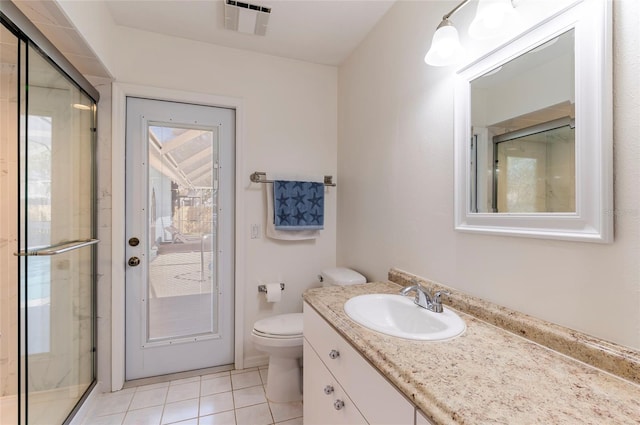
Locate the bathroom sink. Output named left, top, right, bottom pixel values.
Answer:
left=343, top=294, right=466, bottom=341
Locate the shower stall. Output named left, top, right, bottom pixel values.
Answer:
left=1, top=3, right=98, bottom=424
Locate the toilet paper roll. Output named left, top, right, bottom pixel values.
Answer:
left=265, top=283, right=282, bottom=303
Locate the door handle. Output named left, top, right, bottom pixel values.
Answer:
left=128, top=257, right=141, bottom=267
left=14, top=239, right=99, bottom=256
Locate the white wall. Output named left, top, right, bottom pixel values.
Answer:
left=59, top=2, right=338, bottom=385
left=338, top=0, right=640, bottom=349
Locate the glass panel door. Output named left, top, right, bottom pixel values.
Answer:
left=19, top=43, right=96, bottom=424
left=125, top=97, right=234, bottom=380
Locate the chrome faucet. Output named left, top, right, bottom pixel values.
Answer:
left=400, top=280, right=450, bottom=313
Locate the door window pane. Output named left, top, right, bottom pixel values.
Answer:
left=146, top=125, right=219, bottom=342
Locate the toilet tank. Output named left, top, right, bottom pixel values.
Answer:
left=319, top=267, right=366, bottom=287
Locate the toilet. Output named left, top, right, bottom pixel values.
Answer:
left=251, top=267, right=366, bottom=403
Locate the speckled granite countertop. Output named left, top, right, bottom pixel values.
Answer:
left=303, top=270, right=640, bottom=425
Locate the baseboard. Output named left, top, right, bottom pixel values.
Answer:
left=243, top=354, right=269, bottom=369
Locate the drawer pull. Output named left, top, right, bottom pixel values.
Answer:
left=324, top=385, right=334, bottom=395
left=334, top=399, right=345, bottom=410
left=329, top=349, right=340, bottom=359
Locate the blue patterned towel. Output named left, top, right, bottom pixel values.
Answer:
left=273, top=180, right=324, bottom=230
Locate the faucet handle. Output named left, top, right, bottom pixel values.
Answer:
left=432, top=290, right=450, bottom=302
left=431, top=290, right=450, bottom=313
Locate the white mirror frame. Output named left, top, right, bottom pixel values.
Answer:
left=454, top=0, right=612, bottom=243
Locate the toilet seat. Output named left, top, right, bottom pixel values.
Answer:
left=252, top=329, right=301, bottom=339
left=252, top=313, right=302, bottom=338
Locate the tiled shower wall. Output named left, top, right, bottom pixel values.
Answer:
left=0, top=53, right=19, bottom=400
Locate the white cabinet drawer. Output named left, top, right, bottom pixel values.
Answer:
left=304, top=302, right=414, bottom=425
left=303, top=339, right=367, bottom=425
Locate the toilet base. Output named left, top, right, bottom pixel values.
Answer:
left=265, top=356, right=302, bottom=403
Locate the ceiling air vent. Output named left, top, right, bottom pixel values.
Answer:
left=224, top=0, right=271, bottom=36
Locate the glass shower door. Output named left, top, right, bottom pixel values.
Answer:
left=17, top=43, right=96, bottom=424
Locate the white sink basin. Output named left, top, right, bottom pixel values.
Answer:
left=344, top=294, right=466, bottom=341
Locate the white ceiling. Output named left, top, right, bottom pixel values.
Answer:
left=104, top=0, right=396, bottom=66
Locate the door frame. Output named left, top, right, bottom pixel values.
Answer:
left=111, top=83, right=245, bottom=391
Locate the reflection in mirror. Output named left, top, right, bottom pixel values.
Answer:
left=469, top=30, right=575, bottom=214
left=492, top=117, right=574, bottom=213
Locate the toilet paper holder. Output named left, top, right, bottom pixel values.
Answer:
left=258, top=283, right=285, bottom=293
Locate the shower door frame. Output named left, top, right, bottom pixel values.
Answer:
left=110, top=83, right=246, bottom=391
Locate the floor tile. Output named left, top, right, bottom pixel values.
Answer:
left=169, top=376, right=201, bottom=386
left=129, top=387, right=168, bottom=410
left=160, top=398, right=199, bottom=425
left=83, top=412, right=125, bottom=425
left=268, top=401, right=302, bottom=423
left=166, top=381, right=200, bottom=403
left=122, top=405, right=163, bottom=425
left=258, top=368, right=268, bottom=385
left=133, top=381, right=170, bottom=392
left=80, top=368, right=301, bottom=425
left=231, top=371, right=262, bottom=390
left=275, top=418, right=303, bottom=425
left=198, top=410, right=237, bottom=425
left=234, top=403, right=273, bottom=425
left=201, top=371, right=231, bottom=381
left=92, top=392, right=135, bottom=416
left=201, top=375, right=232, bottom=396
left=232, top=385, right=267, bottom=408
left=199, top=392, right=235, bottom=416
left=169, top=419, right=198, bottom=425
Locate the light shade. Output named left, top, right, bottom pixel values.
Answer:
left=468, top=0, right=515, bottom=39
left=424, top=20, right=464, bottom=67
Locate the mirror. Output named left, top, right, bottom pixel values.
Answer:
left=471, top=30, right=575, bottom=214
left=454, top=0, right=612, bottom=243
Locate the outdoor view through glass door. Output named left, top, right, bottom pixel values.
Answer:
left=125, top=98, right=235, bottom=380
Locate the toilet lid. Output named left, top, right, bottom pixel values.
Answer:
left=253, top=313, right=303, bottom=336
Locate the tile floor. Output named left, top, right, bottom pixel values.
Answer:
left=82, top=366, right=302, bottom=425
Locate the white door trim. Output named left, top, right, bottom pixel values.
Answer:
left=111, top=82, right=245, bottom=391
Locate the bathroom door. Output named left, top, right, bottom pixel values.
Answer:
left=125, top=97, right=235, bottom=380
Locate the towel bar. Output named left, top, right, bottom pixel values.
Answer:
left=250, top=171, right=336, bottom=187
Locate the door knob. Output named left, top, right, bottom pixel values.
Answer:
left=128, top=237, right=140, bottom=247
left=128, top=257, right=140, bottom=267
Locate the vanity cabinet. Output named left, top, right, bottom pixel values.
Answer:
left=303, top=302, right=415, bottom=424
left=303, top=339, right=367, bottom=425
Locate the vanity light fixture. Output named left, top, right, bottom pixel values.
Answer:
left=424, top=0, right=515, bottom=66
left=468, top=0, right=516, bottom=39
